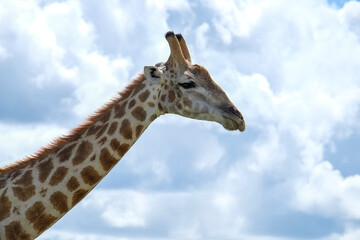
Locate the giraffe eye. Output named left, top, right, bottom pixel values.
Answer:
left=179, top=81, right=196, bottom=89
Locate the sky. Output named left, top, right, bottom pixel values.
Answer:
left=1, top=0, right=360, bottom=239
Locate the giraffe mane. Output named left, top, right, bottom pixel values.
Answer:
left=0, top=73, right=146, bottom=175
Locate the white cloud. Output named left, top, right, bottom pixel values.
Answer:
left=0, top=123, right=67, bottom=166
left=323, top=225, right=360, bottom=240
left=194, top=134, right=225, bottom=170
left=41, top=230, right=146, bottom=240
left=80, top=189, right=247, bottom=239
left=204, top=0, right=360, bottom=164
left=291, top=162, right=360, bottom=219
left=0, top=1, right=75, bottom=86
left=42, top=230, right=295, bottom=240
left=340, top=1, right=360, bottom=38
left=200, top=0, right=360, bottom=234
left=195, top=23, right=210, bottom=50
left=83, top=190, right=148, bottom=228
left=204, top=0, right=266, bottom=43
left=0, top=45, right=9, bottom=59
left=0, top=0, right=135, bottom=123
left=70, top=52, right=132, bottom=117
left=337, top=227, right=360, bottom=240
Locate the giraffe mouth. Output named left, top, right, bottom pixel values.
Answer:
left=221, top=106, right=245, bottom=132
left=223, top=116, right=246, bottom=132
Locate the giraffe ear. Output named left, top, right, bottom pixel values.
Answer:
left=144, top=66, right=163, bottom=83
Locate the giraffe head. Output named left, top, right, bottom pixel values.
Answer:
left=144, top=31, right=245, bottom=132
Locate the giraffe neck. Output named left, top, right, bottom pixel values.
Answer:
left=0, top=73, right=161, bottom=239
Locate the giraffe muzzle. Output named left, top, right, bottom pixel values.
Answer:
left=221, top=105, right=246, bottom=132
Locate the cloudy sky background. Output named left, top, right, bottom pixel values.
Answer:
left=1, top=0, right=360, bottom=239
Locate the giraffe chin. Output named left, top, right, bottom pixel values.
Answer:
left=222, top=117, right=246, bottom=132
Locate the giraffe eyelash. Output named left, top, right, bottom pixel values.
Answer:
left=178, top=81, right=196, bottom=89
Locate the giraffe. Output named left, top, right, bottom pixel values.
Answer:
left=0, top=31, right=245, bottom=239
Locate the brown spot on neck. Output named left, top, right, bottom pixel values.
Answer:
left=0, top=179, right=5, bottom=189
left=99, top=148, right=118, bottom=171
left=25, top=201, right=57, bottom=234
left=131, top=82, right=146, bottom=97
left=120, top=119, right=133, bottom=140
left=38, top=159, right=54, bottom=183
left=67, top=176, right=80, bottom=192
left=150, top=114, right=158, bottom=122
left=161, top=94, right=166, bottom=102
left=12, top=185, right=36, bottom=202
left=50, top=191, right=69, bottom=214
left=168, top=90, right=175, bottom=102
left=107, top=122, right=118, bottom=135
left=110, top=139, right=130, bottom=157
left=128, top=99, right=136, bottom=109
left=72, top=141, right=93, bottom=166
left=95, top=123, right=109, bottom=139
left=139, top=90, right=150, bottom=102
left=72, top=189, right=89, bottom=207
left=99, top=110, right=111, bottom=123
left=81, top=166, right=101, bottom=186
left=57, top=143, right=76, bottom=162
left=98, top=136, right=108, bottom=145
left=0, top=191, right=11, bottom=221
left=12, top=170, right=35, bottom=202
left=136, top=125, right=144, bottom=138
left=49, top=167, right=68, bottom=186
left=176, top=101, right=183, bottom=109
left=86, top=125, right=102, bottom=137
left=114, top=101, right=127, bottom=119
left=158, top=103, right=164, bottom=112
left=131, top=106, right=147, bottom=121
left=14, top=170, right=33, bottom=186
left=5, top=221, right=31, bottom=240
